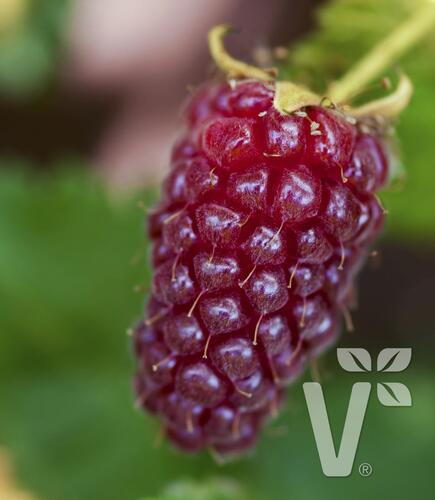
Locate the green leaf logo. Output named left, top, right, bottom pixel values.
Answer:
left=377, top=348, right=412, bottom=372
left=337, top=348, right=372, bottom=372
left=377, top=382, right=412, bottom=406
left=337, top=348, right=412, bottom=407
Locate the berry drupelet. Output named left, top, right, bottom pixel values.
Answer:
left=133, top=25, right=414, bottom=458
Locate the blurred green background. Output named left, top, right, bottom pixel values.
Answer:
left=0, top=1, right=434, bottom=499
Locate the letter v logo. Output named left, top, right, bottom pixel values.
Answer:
left=303, top=382, right=371, bottom=477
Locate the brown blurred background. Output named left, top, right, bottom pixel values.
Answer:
left=0, top=0, right=322, bottom=187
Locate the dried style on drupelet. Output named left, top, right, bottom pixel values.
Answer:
left=132, top=21, right=417, bottom=458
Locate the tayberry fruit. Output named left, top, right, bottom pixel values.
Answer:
left=132, top=25, right=412, bottom=458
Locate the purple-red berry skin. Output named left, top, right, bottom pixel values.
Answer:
left=133, top=81, right=389, bottom=457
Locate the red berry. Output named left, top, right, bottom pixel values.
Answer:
left=175, top=361, right=227, bottom=408
left=215, top=81, right=274, bottom=118
left=345, top=134, right=389, bottom=192
left=289, top=262, right=325, bottom=297
left=229, top=370, right=274, bottom=411
left=257, top=314, right=291, bottom=356
left=205, top=406, right=253, bottom=442
left=166, top=426, right=204, bottom=454
left=133, top=79, right=390, bottom=457
left=293, top=224, right=334, bottom=264
left=291, top=294, right=331, bottom=340
left=184, top=157, right=219, bottom=201
left=265, top=110, right=307, bottom=160
left=199, top=292, right=248, bottom=335
left=159, top=391, right=203, bottom=432
left=243, top=225, right=287, bottom=265
left=244, top=267, right=288, bottom=314
left=151, top=238, right=174, bottom=266
left=134, top=375, right=161, bottom=414
left=272, top=345, right=306, bottom=386
left=194, top=252, right=240, bottom=291
left=132, top=323, right=157, bottom=357
left=196, top=203, right=245, bottom=248
left=141, top=340, right=176, bottom=387
left=163, top=160, right=188, bottom=204
left=273, top=165, right=322, bottom=223
left=212, top=419, right=258, bottom=456
left=184, top=83, right=222, bottom=127
left=162, top=213, right=197, bottom=252
left=171, top=136, right=198, bottom=163
left=227, top=166, right=269, bottom=210
left=210, top=336, right=260, bottom=380
left=163, top=314, right=205, bottom=355
left=202, top=117, right=261, bottom=169
left=306, top=107, right=356, bottom=175
left=152, top=261, right=196, bottom=305
left=320, top=180, right=363, bottom=241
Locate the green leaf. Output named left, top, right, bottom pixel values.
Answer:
left=0, top=0, right=70, bottom=98
left=0, top=165, right=156, bottom=375
left=142, top=478, right=246, bottom=500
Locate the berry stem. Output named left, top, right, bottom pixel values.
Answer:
left=273, top=81, right=321, bottom=115
left=350, top=73, right=413, bottom=118
left=328, top=1, right=435, bottom=103
left=208, top=24, right=276, bottom=81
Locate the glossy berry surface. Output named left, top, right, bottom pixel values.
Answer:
left=133, top=80, right=389, bottom=458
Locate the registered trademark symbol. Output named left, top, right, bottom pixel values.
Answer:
left=359, top=463, right=373, bottom=477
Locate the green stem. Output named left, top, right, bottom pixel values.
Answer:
left=328, top=1, right=435, bottom=103
left=208, top=24, right=276, bottom=81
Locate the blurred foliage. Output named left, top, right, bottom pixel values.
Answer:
left=0, top=448, right=36, bottom=500
left=0, top=168, right=434, bottom=500
left=0, top=162, right=154, bottom=376
left=142, top=478, right=245, bottom=500
left=282, top=0, right=435, bottom=240
left=0, top=0, right=70, bottom=98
